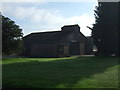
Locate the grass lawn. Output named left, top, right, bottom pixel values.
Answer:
left=2, top=56, right=119, bottom=88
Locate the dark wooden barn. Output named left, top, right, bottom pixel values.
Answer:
left=22, top=24, right=93, bottom=57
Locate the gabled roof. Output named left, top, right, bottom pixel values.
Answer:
left=23, top=30, right=73, bottom=43
left=23, top=25, right=87, bottom=43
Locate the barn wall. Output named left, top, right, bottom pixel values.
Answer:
left=69, top=43, right=80, bottom=55
left=57, top=43, right=70, bottom=57
left=80, top=43, right=85, bottom=55
left=21, top=38, right=31, bottom=56
left=31, top=44, right=58, bottom=57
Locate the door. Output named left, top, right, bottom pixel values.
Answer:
left=64, top=45, right=69, bottom=55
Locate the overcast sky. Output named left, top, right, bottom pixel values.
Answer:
left=1, top=0, right=98, bottom=36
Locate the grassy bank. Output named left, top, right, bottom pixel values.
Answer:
left=2, top=56, right=119, bottom=88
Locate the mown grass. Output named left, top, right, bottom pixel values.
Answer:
left=2, top=56, right=119, bottom=88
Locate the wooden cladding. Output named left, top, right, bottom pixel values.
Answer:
left=30, top=42, right=85, bottom=57
left=64, top=45, right=69, bottom=55
left=80, top=43, right=85, bottom=55
left=30, top=44, right=57, bottom=57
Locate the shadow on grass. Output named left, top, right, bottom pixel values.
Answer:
left=2, top=56, right=119, bottom=88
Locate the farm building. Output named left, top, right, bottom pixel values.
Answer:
left=22, top=24, right=93, bottom=57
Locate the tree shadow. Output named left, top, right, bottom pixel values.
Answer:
left=2, top=56, right=119, bottom=88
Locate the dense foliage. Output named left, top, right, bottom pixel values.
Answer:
left=2, top=15, right=24, bottom=55
left=88, top=2, right=119, bottom=56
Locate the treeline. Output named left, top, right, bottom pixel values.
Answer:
left=1, top=14, right=24, bottom=55
left=88, top=2, right=120, bottom=56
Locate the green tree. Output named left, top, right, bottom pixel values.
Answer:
left=88, top=2, right=119, bottom=56
left=2, top=15, right=24, bottom=55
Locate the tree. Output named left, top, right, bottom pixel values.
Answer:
left=2, top=15, right=24, bottom=55
left=88, top=2, right=119, bottom=56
